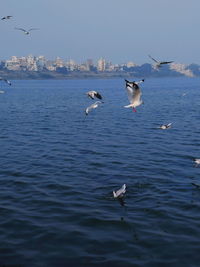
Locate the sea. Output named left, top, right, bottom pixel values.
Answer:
left=0, top=77, right=200, bottom=267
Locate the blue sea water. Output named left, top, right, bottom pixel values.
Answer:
left=0, top=77, right=200, bottom=267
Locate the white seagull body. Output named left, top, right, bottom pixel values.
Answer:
left=159, top=123, right=172, bottom=130
left=15, top=27, right=39, bottom=35
left=0, top=78, right=11, bottom=86
left=1, top=16, right=12, bottom=20
left=148, top=55, right=173, bottom=69
left=113, top=184, right=126, bottom=198
left=86, top=90, right=102, bottom=100
left=124, top=79, right=144, bottom=112
left=85, top=101, right=103, bottom=115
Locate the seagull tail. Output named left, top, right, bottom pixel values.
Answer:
left=124, top=104, right=133, bottom=108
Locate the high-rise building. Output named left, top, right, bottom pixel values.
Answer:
left=97, top=58, right=106, bottom=71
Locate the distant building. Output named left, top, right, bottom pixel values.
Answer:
left=55, top=57, right=64, bottom=68
left=126, top=61, right=137, bottom=68
left=65, top=59, right=77, bottom=71
left=5, top=56, right=21, bottom=71
left=97, top=58, right=106, bottom=71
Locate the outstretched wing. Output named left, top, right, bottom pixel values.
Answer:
left=160, top=61, right=173, bottom=65
left=28, top=28, right=39, bottom=31
left=4, top=79, right=11, bottom=86
left=148, top=55, right=159, bottom=63
left=115, top=184, right=126, bottom=198
left=94, top=92, right=102, bottom=100
left=15, top=27, right=26, bottom=32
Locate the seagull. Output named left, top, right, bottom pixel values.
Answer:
left=86, top=91, right=102, bottom=100
left=194, top=158, right=200, bottom=167
left=158, top=123, right=172, bottom=130
left=148, top=55, right=173, bottom=68
left=0, top=78, right=11, bottom=86
left=1, top=15, right=12, bottom=20
left=113, top=184, right=126, bottom=198
left=15, top=27, right=39, bottom=35
left=85, top=101, right=103, bottom=115
left=124, top=79, right=144, bottom=112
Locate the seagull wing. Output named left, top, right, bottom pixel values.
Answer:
left=167, top=123, right=172, bottom=127
left=160, top=61, right=174, bottom=65
left=4, top=79, right=11, bottom=85
left=28, top=28, right=39, bottom=31
left=15, top=27, right=26, bottom=32
left=115, top=184, right=126, bottom=198
left=94, top=92, right=102, bottom=100
left=148, top=55, right=159, bottom=63
left=134, top=79, right=145, bottom=85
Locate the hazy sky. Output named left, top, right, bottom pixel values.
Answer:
left=1, top=0, right=200, bottom=64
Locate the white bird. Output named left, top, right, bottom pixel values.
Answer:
left=124, top=79, right=144, bottom=112
left=85, top=101, right=103, bottom=115
left=86, top=90, right=102, bottom=100
left=194, top=159, right=200, bottom=165
left=1, top=15, right=12, bottom=20
left=113, top=184, right=126, bottom=198
left=0, top=78, right=11, bottom=86
left=159, top=123, right=172, bottom=130
left=0, top=90, right=5, bottom=94
left=15, top=27, right=39, bottom=35
left=148, top=55, right=173, bottom=69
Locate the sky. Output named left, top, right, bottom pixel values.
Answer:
left=1, top=0, right=200, bottom=64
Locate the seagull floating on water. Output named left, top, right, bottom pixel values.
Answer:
left=1, top=15, right=12, bottom=20
left=148, top=55, right=173, bottom=69
left=113, top=184, right=126, bottom=206
left=159, top=123, right=172, bottom=130
left=86, top=91, right=102, bottom=100
left=113, top=184, right=126, bottom=198
left=124, top=79, right=144, bottom=112
left=15, top=27, right=39, bottom=35
left=85, top=101, right=103, bottom=115
left=0, top=78, right=11, bottom=86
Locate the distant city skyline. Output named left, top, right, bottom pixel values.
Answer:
left=1, top=0, right=200, bottom=64
left=0, top=54, right=196, bottom=78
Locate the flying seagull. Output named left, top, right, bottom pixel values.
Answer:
left=148, top=55, right=173, bottom=68
left=158, top=123, right=172, bottom=130
left=1, top=15, right=12, bottom=20
left=124, top=79, right=144, bottom=112
left=86, top=90, right=102, bottom=100
left=15, top=27, right=39, bottom=35
left=85, top=101, right=103, bottom=115
left=0, top=78, right=11, bottom=86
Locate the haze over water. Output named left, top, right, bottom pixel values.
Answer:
left=0, top=77, right=200, bottom=266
